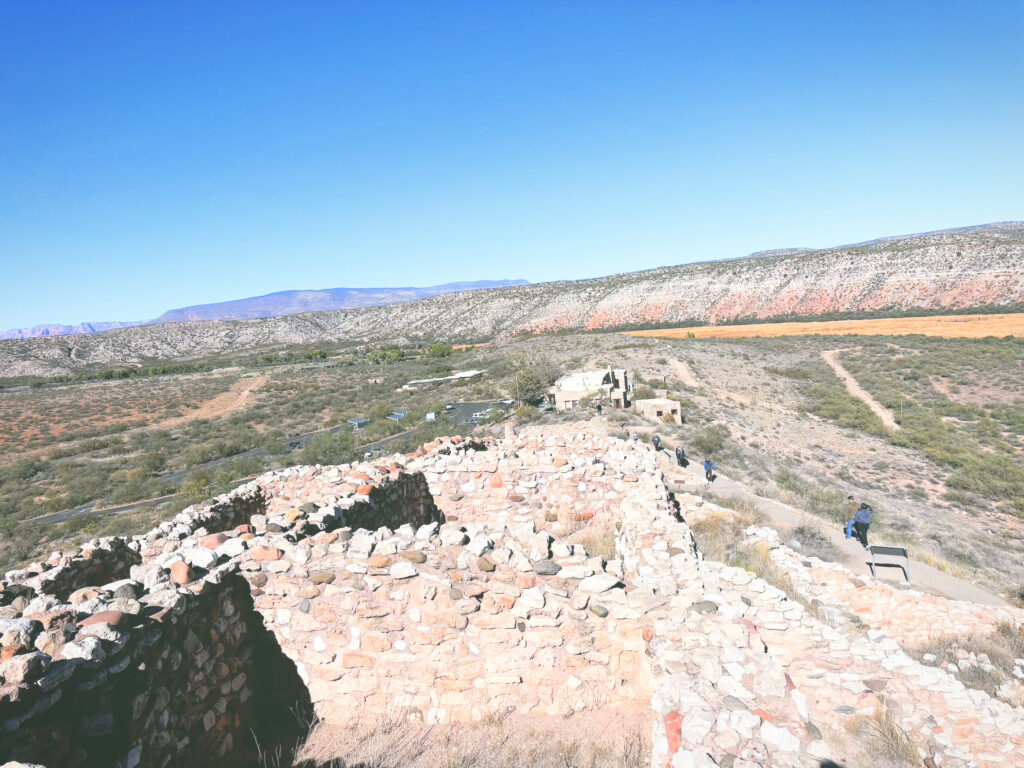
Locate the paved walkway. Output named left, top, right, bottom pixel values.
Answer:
left=658, top=451, right=1009, bottom=607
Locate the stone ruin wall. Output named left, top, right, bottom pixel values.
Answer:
left=0, top=469, right=442, bottom=767
left=1, top=425, right=1023, bottom=768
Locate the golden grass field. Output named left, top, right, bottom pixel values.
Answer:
left=624, top=313, right=1024, bottom=340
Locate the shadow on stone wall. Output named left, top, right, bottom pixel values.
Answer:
left=228, top=584, right=315, bottom=768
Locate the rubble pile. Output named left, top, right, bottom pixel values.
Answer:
left=0, top=424, right=1021, bottom=767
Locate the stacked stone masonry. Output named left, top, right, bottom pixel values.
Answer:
left=0, top=424, right=1021, bottom=768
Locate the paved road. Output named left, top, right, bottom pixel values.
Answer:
left=658, top=451, right=1009, bottom=607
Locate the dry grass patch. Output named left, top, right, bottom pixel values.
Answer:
left=844, top=701, right=921, bottom=767
left=573, top=521, right=618, bottom=561
left=729, top=541, right=797, bottom=597
left=907, top=622, right=1024, bottom=701
left=789, top=523, right=841, bottom=562
left=624, top=313, right=1024, bottom=341
left=688, top=492, right=764, bottom=562
left=723, top=540, right=827, bottom=622
left=291, top=710, right=649, bottom=768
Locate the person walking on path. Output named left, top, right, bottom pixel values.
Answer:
left=652, top=435, right=662, bottom=452
left=852, top=503, right=873, bottom=548
left=675, top=445, right=688, bottom=468
left=843, top=495, right=858, bottom=539
left=703, top=458, right=715, bottom=483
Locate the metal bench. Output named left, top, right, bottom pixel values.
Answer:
left=868, top=545, right=910, bottom=581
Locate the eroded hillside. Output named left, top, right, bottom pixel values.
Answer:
left=2, top=222, right=1022, bottom=378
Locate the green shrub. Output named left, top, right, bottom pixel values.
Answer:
left=692, top=424, right=730, bottom=456
left=298, top=432, right=357, bottom=466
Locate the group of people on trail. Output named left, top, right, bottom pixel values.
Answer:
left=844, top=494, right=873, bottom=549
left=674, top=444, right=688, bottom=468
left=643, top=431, right=714, bottom=483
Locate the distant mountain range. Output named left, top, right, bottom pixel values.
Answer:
left=0, top=321, right=145, bottom=340
left=2, top=222, right=1022, bottom=379
left=0, top=280, right=529, bottom=340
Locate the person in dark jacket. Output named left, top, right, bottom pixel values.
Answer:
left=652, top=435, right=662, bottom=451
left=703, top=458, right=715, bottom=483
left=852, top=503, right=873, bottom=548
left=675, top=445, right=688, bottom=467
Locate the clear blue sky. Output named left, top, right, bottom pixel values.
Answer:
left=1, top=1, right=1022, bottom=330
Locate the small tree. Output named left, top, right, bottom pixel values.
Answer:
left=514, top=357, right=562, bottom=405
left=632, top=384, right=656, bottom=400
left=427, top=343, right=453, bottom=358
left=368, top=347, right=403, bottom=365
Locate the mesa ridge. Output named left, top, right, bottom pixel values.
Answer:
left=1, top=423, right=1021, bottom=767
left=2, top=222, right=1021, bottom=380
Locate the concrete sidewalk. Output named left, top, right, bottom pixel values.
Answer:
left=658, top=451, right=1010, bottom=608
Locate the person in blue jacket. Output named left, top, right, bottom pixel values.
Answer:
left=852, top=503, right=873, bottom=548
left=703, top=457, right=715, bottom=483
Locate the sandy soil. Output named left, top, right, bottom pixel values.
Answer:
left=821, top=349, right=900, bottom=430
left=154, top=375, right=265, bottom=429
left=669, top=358, right=701, bottom=388
left=625, top=312, right=1024, bottom=340
left=516, top=332, right=1024, bottom=597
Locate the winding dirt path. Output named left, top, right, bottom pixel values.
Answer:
left=155, top=375, right=266, bottom=429
left=820, top=349, right=900, bottom=430
left=669, top=358, right=700, bottom=388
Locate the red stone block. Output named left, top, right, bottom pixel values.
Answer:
left=201, top=533, right=229, bottom=550
left=170, top=561, right=195, bottom=585
left=1, top=644, right=27, bottom=661
left=342, top=652, right=375, bottom=667
left=250, top=546, right=284, bottom=562
left=664, top=711, right=684, bottom=759
left=78, top=610, right=133, bottom=629
left=27, top=609, right=79, bottom=632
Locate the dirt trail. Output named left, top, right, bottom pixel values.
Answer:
left=155, top=375, right=266, bottom=429
left=820, top=349, right=900, bottom=430
left=669, top=358, right=700, bottom=388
